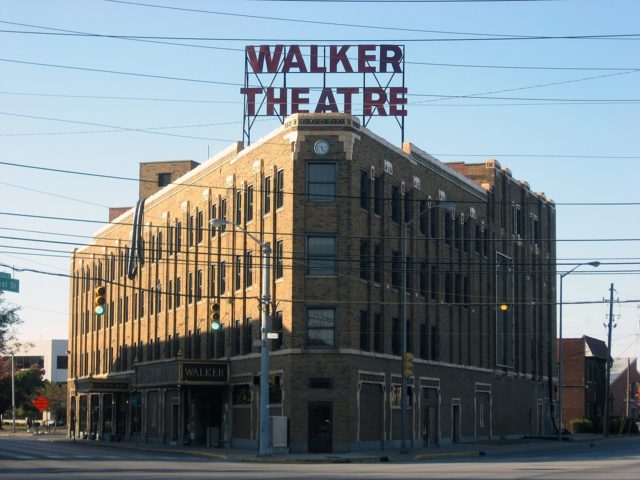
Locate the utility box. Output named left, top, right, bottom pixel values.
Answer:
left=270, top=416, right=288, bottom=453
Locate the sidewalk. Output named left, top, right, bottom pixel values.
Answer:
left=22, top=431, right=634, bottom=464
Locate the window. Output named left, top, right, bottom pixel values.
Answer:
left=188, top=214, right=194, bottom=247
left=475, top=224, right=482, bottom=255
left=220, top=199, right=227, bottom=232
left=234, top=255, right=242, bottom=290
left=445, top=272, right=453, bottom=303
left=531, top=214, right=540, bottom=246
left=139, top=291, right=145, bottom=317
left=404, top=189, right=413, bottom=223
left=245, top=251, right=253, bottom=287
left=272, top=311, right=283, bottom=351
left=374, top=175, right=383, bottom=215
left=210, top=204, right=217, bottom=237
left=157, top=172, right=171, bottom=187
left=420, top=324, right=428, bottom=359
left=307, top=236, right=336, bottom=275
left=175, top=277, right=181, bottom=308
left=360, top=170, right=369, bottom=210
left=512, top=203, right=523, bottom=237
left=373, top=313, right=383, bottom=353
left=359, top=310, right=370, bottom=350
left=196, top=269, right=203, bottom=301
left=419, top=200, right=427, bottom=235
left=406, top=256, right=413, bottom=291
left=392, top=317, right=400, bottom=355
left=306, top=307, right=336, bottom=347
left=56, top=355, right=68, bottom=369
left=188, top=272, right=193, bottom=304
left=157, top=231, right=163, bottom=261
left=149, top=287, right=155, bottom=315
left=445, top=211, right=453, bottom=245
left=168, top=280, right=173, bottom=309
left=391, top=185, right=400, bottom=223
left=276, top=169, right=284, bottom=209
left=156, top=288, right=161, bottom=313
left=463, top=219, right=470, bottom=253
left=391, top=251, right=401, bottom=287
left=420, top=262, right=428, bottom=297
left=430, top=208, right=439, bottom=239
left=219, top=262, right=226, bottom=294
left=176, top=221, right=182, bottom=252
left=263, top=176, right=271, bottom=215
left=275, top=240, right=284, bottom=279
left=455, top=216, right=462, bottom=249
left=235, top=191, right=242, bottom=225
left=373, top=244, right=383, bottom=283
left=197, top=210, right=203, bottom=244
left=307, top=162, right=337, bottom=202
left=209, top=264, right=215, bottom=297
left=246, top=185, right=254, bottom=222
left=430, top=266, right=439, bottom=301
left=359, top=239, right=369, bottom=280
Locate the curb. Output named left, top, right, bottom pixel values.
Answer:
left=237, top=455, right=389, bottom=464
left=60, top=439, right=228, bottom=460
left=414, top=450, right=484, bottom=460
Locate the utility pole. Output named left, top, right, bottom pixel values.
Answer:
left=11, top=353, right=16, bottom=434
left=603, top=283, right=614, bottom=437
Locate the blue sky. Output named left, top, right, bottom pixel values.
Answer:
left=0, top=0, right=638, bottom=358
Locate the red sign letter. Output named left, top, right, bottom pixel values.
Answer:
left=358, top=44, right=377, bottom=73
left=364, top=88, right=388, bottom=116
left=336, top=87, right=360, bottom=114
left=315, top=88, right=339, bottom=113
left=291, top=88, right=310, bottom=114
left=246, top=45, right=284, bottom=73
left=266, top=88, right=288, bottom=116
left=329, top=45, right=353, bottom=73
left=380, top=45, right=403, bottom=73
left=389, top=87, right=408, bottom=116
left=282, top=45, right=307, bottom=73
left=240, top=87, right=264, bottom=116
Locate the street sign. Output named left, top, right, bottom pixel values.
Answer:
left=33, top=395, right=50, bottom=413
left=0, top=277, right=19, bottom=293
left=0, top=272, right=10, bottom=279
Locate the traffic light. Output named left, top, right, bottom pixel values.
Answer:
left=500, top=304, right=509, bottom=311
left=94, top=286, right=106, bottom=316
left=402, top=352, right=414, bottom=378
left=210, top=302, right=222, bottom=331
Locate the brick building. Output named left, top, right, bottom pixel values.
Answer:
left=68, top=113, right=557, bottom=452
left=559, top=336, right=608, bottom=431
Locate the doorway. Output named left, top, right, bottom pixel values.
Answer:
left=452, top=403, right=461, bottom=443
left=308, top=402, right=333, bottom=453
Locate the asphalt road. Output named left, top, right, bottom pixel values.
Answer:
left=0, top=435, right=639, bottom=480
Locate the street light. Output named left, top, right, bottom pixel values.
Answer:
left=557, top=260, right=600, bottom=440
left=400, top=201, right=455, bottom=453
left=210, top=218, right=272, bottom=457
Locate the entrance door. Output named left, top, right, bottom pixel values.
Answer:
left=170, top=403, right=179, bottom=442
left=452, top=404, right=461, bottom=443
left=308, top=402, right=333, bottom=453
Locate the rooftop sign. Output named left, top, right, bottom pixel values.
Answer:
left=241, top=44, right=407, bottom=144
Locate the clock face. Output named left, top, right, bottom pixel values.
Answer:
left=313, top=140, right=330, bottom=155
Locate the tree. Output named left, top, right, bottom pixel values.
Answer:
left=39, top=381, right=67, bottom=425
left=0, top=360, right=44, bottom=419
left=0, top=293, right=21, bottom=354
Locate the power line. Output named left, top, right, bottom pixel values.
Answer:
left=2, top=28, right=638, bottom=42
left=2, top=160, right=639, bottom=207
left=4, top=20, right=636, bottom=72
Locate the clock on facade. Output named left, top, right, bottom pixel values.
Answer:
left=313, top=140, right=330, bottom=155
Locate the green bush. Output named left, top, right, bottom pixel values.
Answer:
left=569, top=418, right=595, bottom=433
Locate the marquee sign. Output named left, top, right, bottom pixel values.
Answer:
left=241, top=44, right=407, bottom=144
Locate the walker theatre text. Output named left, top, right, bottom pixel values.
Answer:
left=241, top=44, right=407, bottom=117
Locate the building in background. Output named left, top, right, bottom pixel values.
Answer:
left=68, top=113, right=556, bottom=452
left=558, top=336, right=608, bottom=430
left=11, top=339, right=68, bottom=384
left=609, top=357, right=640, bottom=420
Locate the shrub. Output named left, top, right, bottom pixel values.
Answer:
left=569, top=418, right=595, bottom=433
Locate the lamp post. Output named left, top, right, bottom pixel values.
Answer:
left=210, top=218, right=271, bottom=457
left=400, top=202, right=455, bottom=453
left=11, top=352, right=16, bottom=434
left=557, top=260, right=600, bottom=440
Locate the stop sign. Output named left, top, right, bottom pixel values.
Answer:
left=33, top=395, right=50, bottom=413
